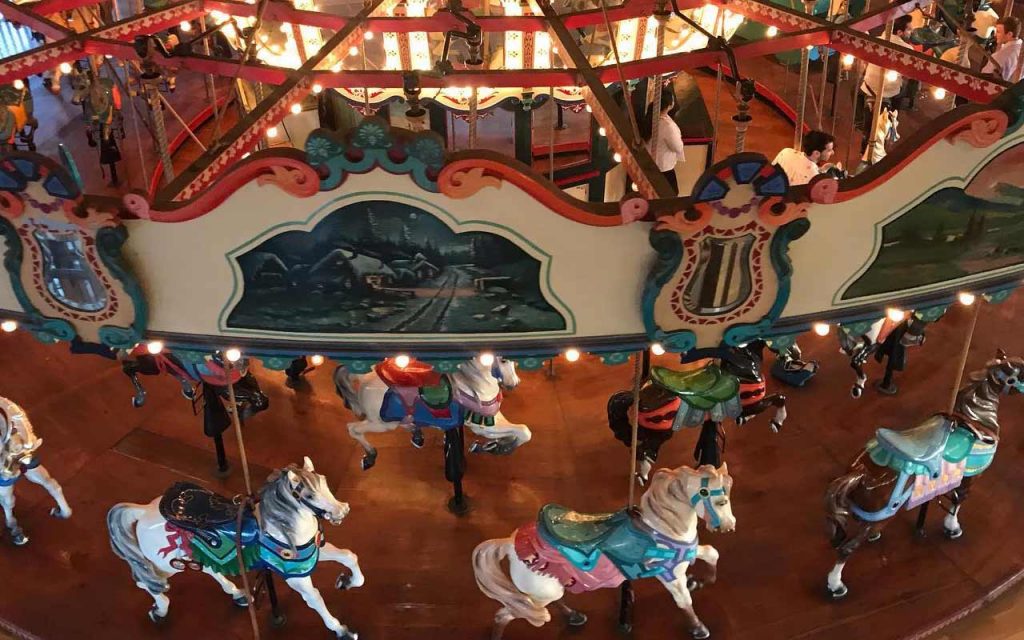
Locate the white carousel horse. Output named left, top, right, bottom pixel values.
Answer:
left=859, top=106, right=899, bottom=171
left=473, top=464, right=735, bottom=640
left=107, top=457, right=364, bottom=639
left=0, top=396, right=72, bottom=546
left=334, top=356, right=531, bottom=470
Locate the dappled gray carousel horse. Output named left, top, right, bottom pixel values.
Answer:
left=108, top=458, right=364, bottom=638
left=825, top=351, right=1023, bottom=598
left=0, top=396, right=72, bottom=546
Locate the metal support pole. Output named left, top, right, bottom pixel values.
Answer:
left=468, top=87, right=478, bottom=149
left=199, top=21, right=222, bottom=140
left=144, top=79, right=174, bottom=184
left=795, top=47, right=811, bottom=149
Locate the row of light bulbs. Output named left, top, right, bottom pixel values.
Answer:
left=0, top=293, right=981, bottom=362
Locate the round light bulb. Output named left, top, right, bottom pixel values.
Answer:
left=364, top=30, right=374, bottom=40
left=348, top=45, right=359, bottom=56
left=312, top=83, right=323, bottom=94
left=266, top=126, right=279, bottom=138
left=957, top=292, right=976, bottom=306
left=146, top=340, right=164, bottom=355
left=933, top=87, right=946, bottom=100
left=13, top=79, right=24, bottom=90
left=766, top=26, right=778, bottom=37
left=598, top=127, right=606, bottom=137
left=179, top=20, right=191, bottom=32
left=395, top=354, right=411, bottom=368
left=842, top=53, right=854, bottom=67
left=585, top=105, right=592, bottom=113
left=225, top=348, right=242, bottom=363
left=59, top=62, right=72, bottom=74
left=332, top=63, right=343, bottom=73
left=311, top=354, right=326, bottom=366
left=884, top=69, right=899, bottom=82
left=0, top=320, right=16, bottom=333
left=650, top=343, right=666, bottom=356
left=290, top=103, right=302, bottom=114
left=812, top=322, right=830, bottom=336
left=479, top=353, right=495, bottom=367
left=805, top=45, right=815, bottom=51
left=886, top=308, right=906, bottom=323
left=564, top=348, right=581, bottom=362
left=613, top=152, right=622, bottom=163
left=280, top=22, right=291, bottom=33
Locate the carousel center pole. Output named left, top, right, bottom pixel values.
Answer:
left=619, top=348, right=648, bottom=633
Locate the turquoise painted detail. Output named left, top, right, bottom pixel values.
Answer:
left=305, top=119, right=445, bottom=193
left=765, top=333, right=798, bottom=351
left=914, top=305, right=949, bottom=323
left=57, top=144, right=83, bottom=191
left=174, top=350, right=209, bottom=365
left=344, top=360, right=375, bottom=374
left=259, top=356, right=294, bottom=371
left=600, top=352, right=631, bottom=366
left=839, top=318, right=880, bottom=338
left=95, top=225, right=147, bottom=348
left=723, top=218, right=810, bottom=347
left=984, top=287, right=1016, bottom=304
left=642, top=229, right=693, bottom=354
left=517, top=357, right=546, bottom=371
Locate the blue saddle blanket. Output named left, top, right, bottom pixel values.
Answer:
left=380, top=389, right=464, bottom=430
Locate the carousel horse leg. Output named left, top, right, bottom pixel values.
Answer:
left=491, top=609, right=515, bottom=640
left=662, top=572, right=710, bottom=639
left=23, top=465, right=72, bottom=519
left=123, top=368, right=147, bottom=407
left=827, top=523, right=880, bottom=599
left=201, top=566, right=248, bottom=607
left=555, top=599, right=587, bottom=626
left=876, top=359, right=898, bottom=396
left=943, top=478, right=972, bottom=539
left=285, top=575, right=356, bottom=639
left=767, top=394, right=787, bottom=432
left=347, top=419, right=391, bottom=470
left=0, top=484, right=28, bottom=546
left=849, top=359, right=868, bottom=399
left=467, top=412, right=531, bottom=456
left=690, top=544, right=720, bottom=590
left=637, top=457, right=654, bottom=486
left=320, top=542, right=366, bottom=589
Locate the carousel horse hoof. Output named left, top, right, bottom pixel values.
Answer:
left=360, top=453, right=377, bottom=471
left=49, top=507, right=72, bottom=519
left=944, top=527, right=963, bottom=540
left=770, top=420, right=782, bottom=433
left=411, top=431, right=425, bottom=448
left=827, top=583, right=849, bottom=599
left=232, top=594, right=250, bottom=608
left=851, top=385, right=864, bottom=399
left=334, top=626, right=357, bottom=639
left=875, top=381, right=899, bottom=396
left=867, top=531, right=882, bottom=543
left=567, top=611, right=588, bottom=627
left=10, top=529, right=28, bottom=546
left=271, top=613, right=287, bottom=628
left=618, top=621, right=633, bottom=634
left=132, top=393, right=146, bottom=408
left=335, top=573, right=354, bottom=590
left=690, top=624, right=710, bottom=639
left=686, top=577, right=704, bottom=592
left=147, top=607, right=167, bottom=624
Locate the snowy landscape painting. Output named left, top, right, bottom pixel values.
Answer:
left=225, top=200, right=568, bottom=334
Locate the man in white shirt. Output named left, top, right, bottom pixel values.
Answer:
left=772, top=130, right=835, bottom=186
left=861, top=15, right=914, bottom=103
left=982, top=17, right=1022, bottom=81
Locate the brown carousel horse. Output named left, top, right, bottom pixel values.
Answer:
left=824, top=351, right=1024, bottom=598
left=608, top=341, right=790, bottom=483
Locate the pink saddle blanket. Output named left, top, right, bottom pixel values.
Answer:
left=513, top=523, right=625, bottom=594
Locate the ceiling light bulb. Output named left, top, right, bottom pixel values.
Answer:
left=479, top=353, right=495, bottom=367
left=842, top=53, right=854, bottom=67
left=884, top=69, right=899, bottom=81
left=12, top=79, right=23, bottom=90
left=59, top=62, right=72, bottom=74
left=395, top=354, right=411, bottom=368
left=312, top=83, right=323, bottom=94
left=886, top=308, right=906, bottom=323
left=613, top=152, right=622, bottom=163
left=812, top=323, right=830, bottom=336
left=957, top=292, right=975, bottom=306
left=290, top=103, right=302, bottom=114
left=146, top=340, right=164, bottom=354
left=349, top=45, right=359, bottom=56
left=598, top=127, right=606, bottom=136
left=933, top=87, right=946, bottom=100
left=766, top=26, right=778, bottom=37
left=311, top=354, right=325, bottom=366
left=266, top=126, right=279, bottom=137
left=564, top=349, right=581, bottom=362
left=364, top=30, right=374, bottom=40
left=0, top=320, right=16, bottom=332
left=179, top=20, right=191, bottom=32
left=651, top=343, right=666, bottom=356
left=225, top=348, right=242, bottom=362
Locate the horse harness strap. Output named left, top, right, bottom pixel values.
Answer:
left=689, top=477, right=726, bottom=529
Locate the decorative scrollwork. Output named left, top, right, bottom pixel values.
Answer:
left=947, top=111, right=1009, bottom=148
left=437, top=166, right=503, bottom=199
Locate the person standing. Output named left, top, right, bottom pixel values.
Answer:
left=624, top=85, right=685, bottom=196
left=860, top=15, right=914, bottom=114
left=982, top=17, right=1022, bottom=81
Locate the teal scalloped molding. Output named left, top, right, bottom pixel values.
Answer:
left=306, top=120, right=446, bottom=194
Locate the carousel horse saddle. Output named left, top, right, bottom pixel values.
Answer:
left=159, top=482, right=258, bottom=545
left=379, top=376, right=461, bottom=429
left=375, top=358, right=442, bottom=388
left=875, top=414, right=956, bottom=465
left=650, top=365, right=739, bottom=410
left=537, top=505, right=674, bottom=576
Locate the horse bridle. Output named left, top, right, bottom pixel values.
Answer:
left=490, top=359, right=504, bottom=383
left=689, top=476, right=727, bottom=529
left=290, top=478, right=331, bottom=520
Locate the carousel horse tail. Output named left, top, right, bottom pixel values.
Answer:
left=825, top=470, right=866, bottom=550
left=333, top=364, right=364, bottom=417
left=107, top=503, right=169, bottom=595
left=472, top=537, right=551, bottom=628
left=606, top=390, right=635, bottom=447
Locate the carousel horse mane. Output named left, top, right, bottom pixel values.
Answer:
left=956, top=355, right=1024, bottom=433
left=0, top=398, right=34, bottom=448
left=641, top=464, right=730, bottom=540
left=258, top=463, right=327, bottom=548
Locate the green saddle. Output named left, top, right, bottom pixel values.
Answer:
left=539, top=505, right=626, bottom=550
left=419, top=376, right=452, bottom=409
left=650, top=365, right=739, bottom=410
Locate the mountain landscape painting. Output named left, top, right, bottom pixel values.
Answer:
left=225, top=200, right=568, bottom=334
left=844, top=143, right=1024, bottom=299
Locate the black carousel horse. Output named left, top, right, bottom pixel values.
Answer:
left=608, top=340, right=787, bottom=483
left=838, top=313, right=934, bottom=398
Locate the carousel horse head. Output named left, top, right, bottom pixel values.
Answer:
left=259, top=457, right=350, bottom=534
left=465, top=355, right=520, bottom=390
left=641, top=463, right=736, bottom=535
left=981, top=350, right=1024, bottom=395
left=69, top=65, right=91, bottom=106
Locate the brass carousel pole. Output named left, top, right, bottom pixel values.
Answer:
left=865, top=17, right=894, bottom=164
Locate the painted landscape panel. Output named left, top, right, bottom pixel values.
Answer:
left=226, top=200, right=567, bottom=334
left=844, top=143, right=1024, bottom=299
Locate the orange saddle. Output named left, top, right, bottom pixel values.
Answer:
left=374, top=358, right=442, bottom=388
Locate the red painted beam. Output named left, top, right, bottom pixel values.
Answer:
left=27, top=0, right=103, bottom=16
left=0, top=0, right=71, bottom=40
left=731, top=29, right=829, bottom=58
left=92, top=0, right=205, bottom=41
left=0, top=39, right=83, bottom=83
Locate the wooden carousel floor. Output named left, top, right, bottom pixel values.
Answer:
left=0, top=294, right=1023, bottom=639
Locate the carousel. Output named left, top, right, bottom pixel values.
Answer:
left=0, top=0, right=1022, bottom=636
